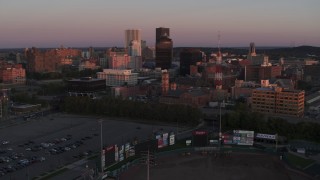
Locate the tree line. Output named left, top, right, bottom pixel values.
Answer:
left=222, top=103, right=320, bottom=143
left=62, top=96, right=202, bottom=126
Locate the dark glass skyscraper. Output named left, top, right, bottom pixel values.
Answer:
left=156, top=27, right=170, bottom=43
left=155, top=27, right=172, bottom=70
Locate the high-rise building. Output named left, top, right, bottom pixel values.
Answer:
left=106, top=50, right=142, bottom=70
left=156, top=27, right=170, bottom=43
left=125, top=29, right=141, bottom=56
left=155, top=27, right=172, bottom=69
left=249, top=42, right=256, bottom=56
left=128, top=40, right=141, bottom=57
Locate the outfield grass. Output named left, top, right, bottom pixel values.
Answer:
left=286, top=153, right=315, bottom=169
left=36, top=168, right=68, bottom=180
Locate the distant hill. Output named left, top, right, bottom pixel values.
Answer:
left=174, top=46, right=320, bottom=60
left=256, top=46, right=320, bottom=59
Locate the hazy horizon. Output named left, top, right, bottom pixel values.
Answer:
left=1, top=0, right=319, bottom=48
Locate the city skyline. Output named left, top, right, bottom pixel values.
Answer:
left=1, top=0, right=320, bottom=48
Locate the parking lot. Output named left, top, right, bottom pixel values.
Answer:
left=0, top=113, right=176, bottom=179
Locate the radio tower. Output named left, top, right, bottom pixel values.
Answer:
left=215, top=31, right=223, bottom=90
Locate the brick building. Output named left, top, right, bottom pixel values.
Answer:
left=0, top=63, right=26, bottom=84
left=26, top=47, right=81, bottom=73
left=159, top=88, right=212, bottom=108
left=106, top=51, right=142, bottom=70
left=245, top=65, right=282, bottom=82
left=251, top=87, right=304, bottom=117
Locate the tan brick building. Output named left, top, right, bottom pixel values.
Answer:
left=252, top=87, right=304, bottom=117
left=0, top=63, right=26, bottom=84
left=26, top=47, right=81, bottom=73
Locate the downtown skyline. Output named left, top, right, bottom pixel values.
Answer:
left=1, top=0, right=320, bottom=48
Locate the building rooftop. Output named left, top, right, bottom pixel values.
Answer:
left=67, top=77, right=105, bottom=82
left=256, top=87, right=274, bottom=91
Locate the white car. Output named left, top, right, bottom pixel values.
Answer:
left=2, top=141, right=9, bottom=145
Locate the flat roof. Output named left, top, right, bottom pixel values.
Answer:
left=12, top=104, right=40, bottom=109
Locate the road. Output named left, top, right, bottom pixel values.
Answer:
left=0, top=113, right=179, bottom=179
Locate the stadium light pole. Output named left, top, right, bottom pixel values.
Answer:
left=219, top=102, right=222, bottom=148
left=218, top=90, right=223, bottom=149
left=99, top=119, right=104, bottom=174
left=147, top=149, right=150, bottom=180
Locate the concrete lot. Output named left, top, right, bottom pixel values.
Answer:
left=120, top=152, right=313, bottom=180
left=0, top=113, right=177, bottom=180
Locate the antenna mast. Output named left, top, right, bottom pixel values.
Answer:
left=218, top=31, right=221, bottom=51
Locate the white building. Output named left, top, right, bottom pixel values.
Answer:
left=125, top=29, right=141, bottom=56
left=97, top=69, right=138, bottom=86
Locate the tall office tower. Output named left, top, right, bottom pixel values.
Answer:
left=180, top=48, right=202, bottom=76
left=125, top=29, right=141, bottom=56
left=128, top=40, right=141, bottom=57
left=249, top=42, right=256, bottom=56
left=155, top=27, right=172, bottom=69
left=156, top=27, right=170, bottom=43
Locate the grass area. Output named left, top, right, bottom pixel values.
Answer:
left=286, top=153, right=315, bottom=169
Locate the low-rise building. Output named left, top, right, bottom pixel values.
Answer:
left=159, top=88, right=212, bottom=108
left=97, top=69, right=138, bottom=87
left=66, top=77, right=106, bottom=98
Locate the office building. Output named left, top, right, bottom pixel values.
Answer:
left=156, top=27, right=170, bottom=43
left=125, top=29, right=141, bottom=56
left=248, top=42, right=256, bottom=56
left=97, top=69, right=138, bottom=86
left=106, top=49, right=142, bottom=70
left=252, top=87, right=304, bottom=117
left=66, top=77, right=106, bottom=98
left=26, top=47, right=81, bottom=73
left=0, top=63, right=26, bottom=84
left=155, top=27, right=173, bottom=69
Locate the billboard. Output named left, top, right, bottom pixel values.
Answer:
left=192, top=131, right=208, bottom=147
left=169, top=133, right=175, bottom=145
left=156, top=133, right=170, bottom=148
left=186, top=140, right=192, bottom=146
left=256, top=133, right=276, bottom=140
left=105, top=145, right=115, bottom=167
left=134, top=139, right=157, bottom=157
left=233, top=130, right=254, bottom=146
left=119, top=145, right=124, bottom=162
left=115, top=145, right=118, bottom=162
left=156, top=134, right=163, bottom=148
left=163, top=133, right=169, bottom=147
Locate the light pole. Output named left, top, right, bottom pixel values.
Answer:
left=99, top=119, right=104, bottom=174
left=147, top=149, right=150, bottom=180
left=219, top=101, right=222, bottom=148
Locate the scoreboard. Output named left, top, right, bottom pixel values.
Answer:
left=233, top=130, right=254, bottom=146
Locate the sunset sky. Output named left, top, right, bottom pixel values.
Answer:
left=1, top=0, right=319, bottom=48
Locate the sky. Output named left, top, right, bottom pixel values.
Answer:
left=0, top=0, right=320, bottom=48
